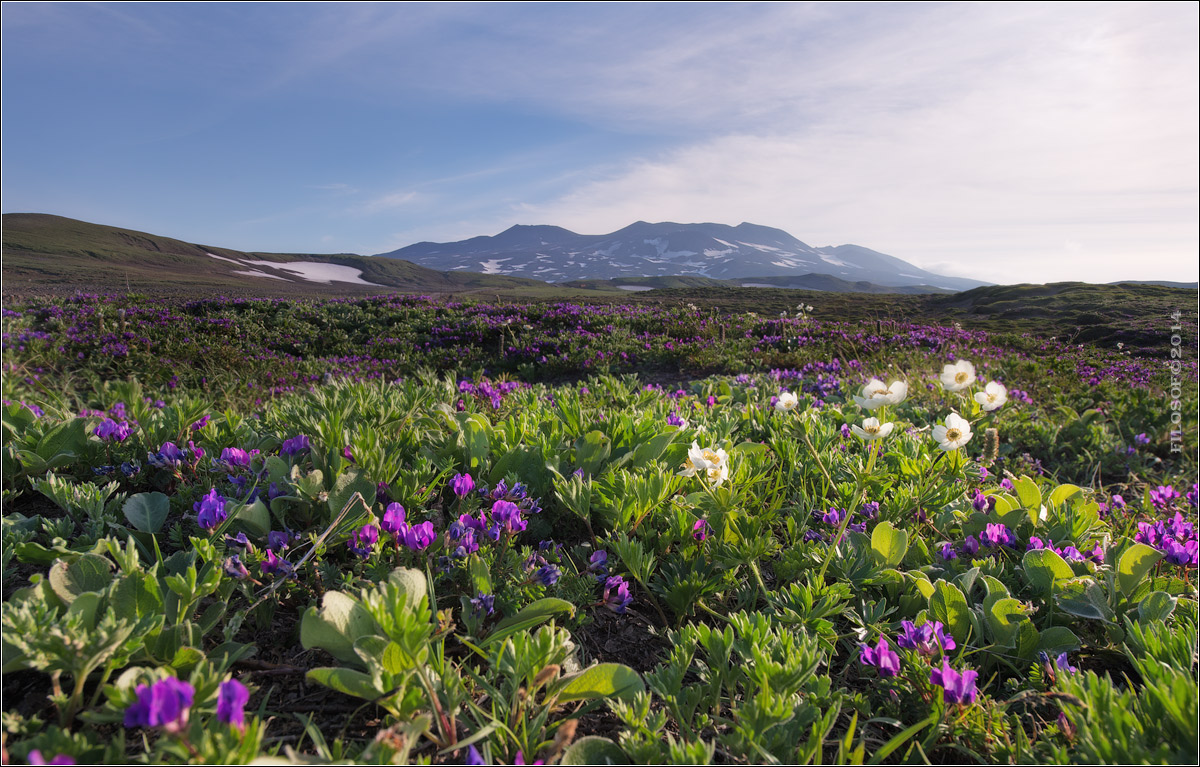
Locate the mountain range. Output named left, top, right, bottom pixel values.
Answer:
left=376, top=221, right=990, bottom=291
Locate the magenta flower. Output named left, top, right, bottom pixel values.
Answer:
left=602, top=575, right=633, bottom=614
left=280, top=434, right=310, bottom=456
left=490, top=500, right=526, bottom=534
left=26, top=751, right=75, bottom=765
left=859, top=636, right=901, bottom=677
left=939, top=542, right=958, bottom=561
left=261, top=548, right=292, bottom=576
left=94, top=418, right=131, bottom=442
left=194, top=488, right=228, bottom=532
left=896, top=620, right=955, bottom=656
left=403, top=521, right=436, bottom=551
left=220, top=447, right=251, bottom=469
left=216, top=679, right=250, bottom=732
left=930, top=660, right=977, bottom=705
left=981, top=523, right=1014, bottom=548
left=348, top=524, right=379, bottom=559
left=124, top=677, right=195, bottom=733
left=381, top=502, right=408, bottom=537
left=451, top=473, right=475, bottom=497
left=692, top=519, right=712, bottom=541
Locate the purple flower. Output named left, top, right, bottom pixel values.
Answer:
left=190, top=415, right=211, bottom=432
left=1134, top=432, right=1150, bottom=445
left=466, top=744, right=486, bottom=765
left=124, top=677, right=195, bottom=733
left=971, top=490, right=991, bottom=513
left=403, top=521, right=436, bottom=551
left=216, top=679, right=250, bottom=732
left=1054, top=652, right=1078, bottom=674
left=348, top=524, right=379, bottom=559
left=962, top=535, right=980, bottom=557
left=451, top=473, right=475, bottom=497
left=1111, top=494, right=1126, bottom=509
left=342, top=445, right=355, bottom=462
left=535, top=564, right=561, bottom=586
left=692, top=519, right=712, bottom=541
left=859, top=502, right=880, bottom=520
left=1027, top=536, right=1046, bottom=551
left=381, top=503, right=408, bottom=537
left=267, top=530, right=290, bottom=552
left=490, top=500, right=526, bottom=534
left=1150, top=485, right=1181, bottom=510
left=94, top=418, right=131, bottom=442
left=981, top=523, right=1014, bottom=548
left=602, top=575, right=633, bottom=614
left=930, top=660, right=977, bottom=705
left=148, top=441, right=188, bottom=469
left=1000, top=478, right=1015, bottom=491
left=224, top=555, right=250, bottom=581
left=1058, top=546, right=1085, bottom=562
left=587, top=550, right=608, bottom=577
left=470, top=592, right=495, bottom=616
left=821, top=507, right=843, bottom=526
left=261, top=548, right=291, bottom=576
left=194, top=488, right=228, bottom=532
left=26, top=751, right=75, bottom=765
left=220, top=447, right=251, bottom=469
left=859, top=637, right=901, bottom=678
left=1087, top=543, right=1105, bottom=564
left=667, top=412, right=686, bottom=427
left=1163, top=538, right=1198, bottom=567
left=939, top=542, right=958, bottom=561
left=280, top=434, right=310, bottom=457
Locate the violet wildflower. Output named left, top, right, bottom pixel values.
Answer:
left=381, top=503, right=408, bottom=537
left=280, top=434, right=310, bottom=457
left=1111, top=494, right=1126, bottom=509
left=1054, top=652, right=1078, bottom=674
left=466, top=745, right=486, bottom=766
left=821, top=507, right=843, bottom=526
left=939, top=542, right=958, bottom=561
left=980, top=523, right=1014, bottom=548
left=261, top=548, right=291, bottom=576
left=602, top=575, right=633, bottom=613
left=403, top=521, right=436, bottom=551
left=1150, top=485, right=1181, bottom=510
left=692, top=519, right=712, bottom=541
left=216, top=679, right=250, bottom=733
left=95, top=418, right=131, bottom=442
left=220, top=447, right=251, bottom=469
left=1000, top=478, right=1015, bottom=491
left=587, top=550, right=608, bottom=577
left=194, top=488, right=228, bottom=532
left=190, top=415, right=211, bottom=431
left=267, top=530, right=290, bottom=552
left=859, top=502, right=880, bottom=519
left=1027, top=536, right=1046, bottom=551
left=224, top=555, right=251, bottom=581
left=535, top=564, right=561, bottom=586
left=1087, top=542, right=1105, bottom=564
left=470, top=592, right=495, bottom=616
left=348, top=524, right=379, bottom=559
left=27, top=751, right=76, bottom=765
left=858, top=637, right=901, bottom=678
left=962, top=535, right=980, bottom=557
left=667, top=411, right=687, bottom=427
left=491, top=500, right=526, bottom=534
left=124, top=677, right=195, bottom=733
left=451, top=472, right=475, bottom=497
left=930, top=660, right=977, bottom=705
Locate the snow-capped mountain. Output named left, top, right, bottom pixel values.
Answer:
left=374, top=221, right=988, bottom=291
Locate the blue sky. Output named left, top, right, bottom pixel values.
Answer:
left=3, top=2, right=1197, bottom=284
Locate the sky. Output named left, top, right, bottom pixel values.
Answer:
left=2, top=2, right=1197, bottom=285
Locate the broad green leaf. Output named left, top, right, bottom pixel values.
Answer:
left=1023, top=549, right=1075, bottom=594
left=233, top=498, right=271, bottom=538
left=629, top=431, right=676, bottom=468
left=561, top=736, right=630, bottom=765
left=928, top=581, right=971, bottom=643
left=1117, top=543, right=1164, bottom=596
left=1056, top=581, right=1115, bottom=622
left=986, top=597, right=1027, bottom=647
left=1137, top=591, right=1177, bottom=624
left=1047, top=484, right=1083, bottom=508
left=870, top=521, right=908, bottom=568
left=306, top=667, right=382, bottom=701
left=387, top=567, right=429, bottom=612
left=66, top=590, right=102, bottom=630
left=1036, top=626, right=1081, bottom=656
left=1012, top=476, right=1041, bottom=510
left=483, top=598, right=575, bottom=647
left=575, top=431, right=611, bottom=475
left=327, top=469, right=375, bottom=518
left=912, top=576, right=935, bottom=601
left=555, top=663, right=645, bottom=703
left=458, top=412, right=491, bottom=469
left=48, top=554, right=114, bottom=605
left=300, top=591, right=379, bottom=666
left=123, top=492, right=170, bottom=534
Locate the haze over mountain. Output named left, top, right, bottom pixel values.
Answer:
left=376, top=222, right=990, bottom=291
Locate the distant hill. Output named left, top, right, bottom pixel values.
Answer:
left=561, top=273, right=953, bottom=294
left=376, top=220, right=990, bottom=291
left=0, top=213, right=563, bottom=296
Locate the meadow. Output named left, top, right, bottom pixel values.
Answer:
left=1, top=291, right=1197, bottom=765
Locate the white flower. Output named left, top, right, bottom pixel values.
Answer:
left=852, top=378, right=908, bottom=410
left=939, top=360, right=976, bottom=392
left=775, top=391, right=799, bottom=413
left=932, top=413, right=973, bottom=451
left=679, top=441, right=730, bottom=486
left=851, top=417, right=894, bottom=441
left=974, top=381, right=1007, bottom=411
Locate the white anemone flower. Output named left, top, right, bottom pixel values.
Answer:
left=974, top=381, right=1008, bottom=411
left=852, top=378, right=908, bottom=410
left=775, top=391, right=800, bottom=413
left=939, top=360, right=976, bottom=392
left=851, top=417, right=894, bottom=441
left=679, top=441, right=730, bottom=486
left=932, top=413, right=973, bottom=451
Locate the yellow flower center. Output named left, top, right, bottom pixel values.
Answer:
left=701, top=450, right=720, bottom=464
left=954, top=372, right=969, bottom=384
left=872, top=387, right=890, bottom=396
left=864, top=424, right=879, bottom=434
left=945, top=428, right=961, bottom=441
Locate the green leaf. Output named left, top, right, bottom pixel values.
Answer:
left=48, top=554, right=114, bottom=605
left=555, top=663, right=645, bottom=703
left=575, top=431, right=611, bottom=475
left=1137, top=591, right=1177, bottom=624
left=1056, top=581, right=1115, bottom=622
left=483, top=598, right=575, bottom=647
left=1047, top=484, right=1083, bottom=508
left=928, top=581, right=971, bottom=644
left=306, top=667, right=382, bottom=702
left=300, top=591, right=380, bottom=666
left=233, top=498, right=271, bottom=538
left=387, top=567, right=429, bottom=612
left=870, top=521, right=908, bottom=568
left=1023, top=549, right=1074, bottom=594
left=1012, top=476, right=1042, bottom=510
left=458, top=412, right=491, bottom=470
left=561, top=736, right=630, bottom=765
left=1036, top=626, right=1081, bottom=656
left=123, top=492, right=170, bottom=534
left=1117, top=543, right=1164, bottom=596
left=985, top=597, right=1027, bottom=647
left=327, top=469, right=374, bottom=518
left=628, top=431, right=676, bottom=468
